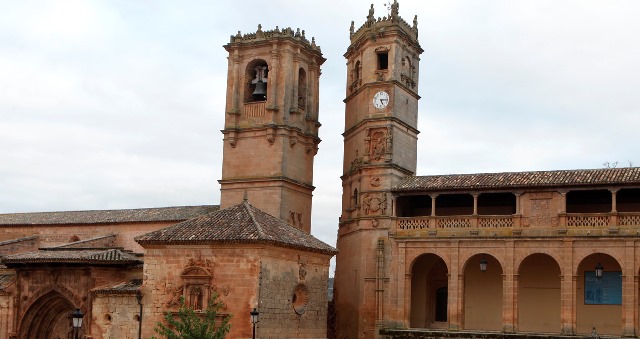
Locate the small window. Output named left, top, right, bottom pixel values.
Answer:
left=377, top=52, right=388, bottom=70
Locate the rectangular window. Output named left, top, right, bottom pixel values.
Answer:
left=377, top=52, right=388, bottom=70
left=584, top=271, right=622, bottom=305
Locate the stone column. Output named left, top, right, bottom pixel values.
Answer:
left=431, top=195, right=437, bottom=216
left=502, top=240, right=515, bottom=333
left=560, top=239, right=575, bottom=334
left=472, top=194, right=478, bottom=215
left=292, top=53, right=300, bottom=112
left=622, top=240, right=636, bottom=336
left=268, top=43, right=279, bottom=114
left=448, top=241, right=461, bottom=330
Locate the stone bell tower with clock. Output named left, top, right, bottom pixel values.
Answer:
left=219, top=25, right=325, bottom=233
left=335, top=1, right=423, bottom=338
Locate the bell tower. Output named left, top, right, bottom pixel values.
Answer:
left=219, top=25, right=325, bottom=233
left=335, top=1, right=423, bottom=337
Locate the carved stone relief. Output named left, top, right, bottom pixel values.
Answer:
left=362, top=192, right=388, bottom=216
left=289, top=211, right=303, bottom=229
left=364, top=128, right=392, bottom=163
left=523, top=194, right=559, bottom=227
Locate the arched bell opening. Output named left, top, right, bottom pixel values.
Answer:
left=245, top=59, right=269, bottom=103
left=19, top=290, right=78, bottom=339
left=298, top=67, right=307, bottom=110
left=409, top=253, right=448, bottom=329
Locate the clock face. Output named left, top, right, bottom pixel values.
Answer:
left=373, top=91, right=389, bottom=109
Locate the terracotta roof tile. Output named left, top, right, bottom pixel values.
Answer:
left=0, top=274, right=15, bottom=291
left=2, top=248, right=143, bottom=266
left=45, top=235, right=117, bottom=249
left=136, top=202, right=337, bottom=255
left=93, top=279, right=142, bottom=295
left=0, top=205, right=219, bottom=226
left=394, top=167, right=640, bottom=192
left=0, top=236, right=38, bottom=247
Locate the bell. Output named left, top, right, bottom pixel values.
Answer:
left=252, top=80, right=267, bottom=100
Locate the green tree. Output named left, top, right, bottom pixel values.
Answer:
left=153, top=293, right=231, bottom=339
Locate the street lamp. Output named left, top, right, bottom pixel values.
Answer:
left=479, top=256, right=488, bottom=272
left=136, top=291, right=143, bottom=339
left=595, top=263, right=604, bottom=279
left=72, top=308, right=84, bottom=339
left=250, top=308, right=259, bottom=339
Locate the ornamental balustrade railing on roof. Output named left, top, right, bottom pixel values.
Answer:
left=395, top=212, right=640, bottom=236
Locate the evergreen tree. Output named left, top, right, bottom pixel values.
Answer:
left=153, top=293, right=231, bottom=339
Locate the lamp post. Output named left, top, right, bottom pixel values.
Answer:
left=250, top=307, right=259, bottom=339
left=595, top=263, right=604, bottom=279
left=136, top=291, right=143, bottom=339
left=72, top=308, right=84, bottom=339
left=479, top=256, right=488, bottom=272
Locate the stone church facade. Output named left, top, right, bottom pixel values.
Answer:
left=334, top=2, right=640, bottom=339
left=0, top=22, right=335, bottom=339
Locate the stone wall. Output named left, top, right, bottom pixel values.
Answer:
left=140, top=244, right=332, bottom=339
left=258, top=247, right=331, bottom=339
left=91, top=293, right=140, bottom=339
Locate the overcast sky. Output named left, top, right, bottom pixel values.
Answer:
left=1, top=0, right=639, bottom=252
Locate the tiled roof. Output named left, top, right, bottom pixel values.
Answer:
left=394, top=167, right=640, bottom=192
left=0, top=236, right=38, bottom=247
left=93, top=279, right=142, bottom=295
left=0, top=205, right=219, bottom=226
left=0, top=274, right=15, bottom=291
left=45, top=235, right=117, bottom=249
left=1, top=248, right=143, bottom=266
left=136, top=202, right=337, bottom=255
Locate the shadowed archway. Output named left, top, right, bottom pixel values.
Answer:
left=517, top=253, right=561, bottom=333
left=19, top=290, right=79, bottom=339
left=463, top=253, right=503, bottom=331
left=410, top=253, right=448, bottom=328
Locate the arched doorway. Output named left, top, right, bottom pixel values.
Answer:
left=517, top=253, right=561, bottom=333
left=463, top=253, right=503, bottom=331
left=576, top=253, right=622, bottom=336
left=410, top=253, right=448, bottom=328
left=19, top=290, right=79, bottom=339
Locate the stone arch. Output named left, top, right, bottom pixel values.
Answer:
left=459, top=250, right=506, bottom=274
left=244, top=58, right=269, bottom=102
left=19, top=290, right=81, bottom=339
left=575, top=253, right=622, bottom=336
left=409, top=253, right=448, bottom=328
left=22, top=284, right=82, bottom=321
left=298, top=67, right=307, bottom=110
left=514, top=248, right=564, bottom=278
left=462, top=253, right=503, bottom=331
left=516, top=253, right=561, bottom=333
left=572, top=249, right=624, bottom=276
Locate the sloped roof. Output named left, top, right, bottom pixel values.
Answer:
left=135, top=201, right=337, bottom=255
left=0, top=236, right=38, bottom=247
left=0, top=274, right=15, bottom=291
left=394, top=167, right=640, bottom=192
left=45, top=234, right=116, bottom=249
left=2, top=248, right=143, bottom=266
left=93, top=279, right=142, bottom=295
left=0, top=205, right=219, bottom=226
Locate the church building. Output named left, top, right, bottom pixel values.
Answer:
left=0, top=24, right=335, bottom=339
